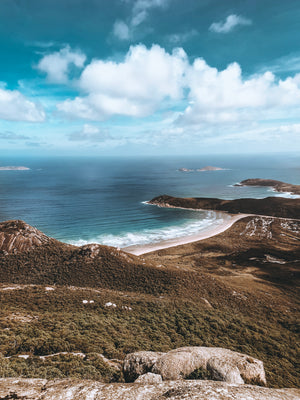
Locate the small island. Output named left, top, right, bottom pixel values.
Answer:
left=197, top=166, right=225, bottom=171
left=0, top=166, right=30, bottom=171
left=179, top=166, right=225, bottom=172
left=235, top=179, right=300, bottom=196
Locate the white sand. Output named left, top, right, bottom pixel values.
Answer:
left=122, top=213, right=249, bottom=255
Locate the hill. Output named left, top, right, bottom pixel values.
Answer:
left=0, top=217, right=299, bottom=388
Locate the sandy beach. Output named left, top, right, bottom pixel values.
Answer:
left=123, top=213, right=249, bottom=255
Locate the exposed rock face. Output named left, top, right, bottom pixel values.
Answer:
left=125, top=347, right=266, bottom=386
left=0, top=378, right=299, bottom=400
left=235, top=179, right=300, bottom=195
left=0, top=220, right=52, bottom=254
left=123, top=351, right=164, bottom=382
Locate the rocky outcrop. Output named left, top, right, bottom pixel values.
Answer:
left=0, top=220, right=53, bottom=254
left=0, top=378, right=299, bottom=400
left=235, top=179, right=300, bottom=195
left=124, top=347, right=266, bottom=385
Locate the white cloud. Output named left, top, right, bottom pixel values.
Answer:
left=58, top=44, right=187, bottom=120
left=68, top=124, right=111, bottom=142
left=56, top=42, right=300, bottom=146
left=113, top=0, right=169, bottom=40
left=209, top=14, right=252, bottom=33
left=37, top=46, right=86, bottom=83
left=181, top=59, right=300, bottom=125
left=0, top=87, right=45, bottom=122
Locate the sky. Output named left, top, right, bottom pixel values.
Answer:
left=1, top=0, right=300, bottom=156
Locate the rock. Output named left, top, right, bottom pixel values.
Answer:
left=129, top=347, right=266, bottom=386
left=123, top=351, right=165, bottom=382
left=0, top=378, right=299, bottom=400
left=207, top=357, right=244, bottom=384
left=0, top=220, right=51, bottom=254
left=134, top=372, right=163, bottom=384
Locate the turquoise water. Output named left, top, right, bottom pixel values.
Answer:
left=0, top=154, right=299, bottom=247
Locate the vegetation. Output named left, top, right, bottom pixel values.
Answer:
left=0, top=286, right=298, bottom=387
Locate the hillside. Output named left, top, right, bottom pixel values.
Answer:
left=0, top=216, right=299, bottom=388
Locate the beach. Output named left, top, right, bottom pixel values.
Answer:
left=122, top=213, right=249, bottom=255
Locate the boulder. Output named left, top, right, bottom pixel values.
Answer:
left=123, top=351, right=165, bottom=382
left=135, top=372, right=163, bottom=384
left=127, top=347, right=266, bottom=386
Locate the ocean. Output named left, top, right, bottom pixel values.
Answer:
left=0, top=153, right=299, bottom=248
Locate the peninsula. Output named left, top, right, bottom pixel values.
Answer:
left=235, top=178, right=300, bottom=196
left=148, top=194, right=300, bottom=219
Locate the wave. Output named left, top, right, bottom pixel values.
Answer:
left=68, top=213, right=226, bottom=248
left=267, top=188, right=300, bottom=199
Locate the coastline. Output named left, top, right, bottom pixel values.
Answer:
left=122, top=213, right=249, bottom=255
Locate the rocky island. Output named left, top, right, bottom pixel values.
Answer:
left=179, top=166, right=225, bottom=172
left=0, top=166, right=30, bottom=171
left=235, top=178, right=300, bottom=196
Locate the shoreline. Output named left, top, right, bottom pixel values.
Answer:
left=122, top=213, right=249, bottom=255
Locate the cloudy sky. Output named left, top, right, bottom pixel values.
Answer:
left=1, top=0, right=300, bottom=156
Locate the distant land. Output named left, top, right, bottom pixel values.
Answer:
left=179, top=166, right=225, bottom=172
left=0, top=166, right=30, bottom=171
left=235, top=178, right=300, bottom=196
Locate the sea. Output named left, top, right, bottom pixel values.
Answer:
left=0, top=153, right=299, bottom=248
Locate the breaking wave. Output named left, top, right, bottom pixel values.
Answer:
left=68, top=213, right=226, bottom=248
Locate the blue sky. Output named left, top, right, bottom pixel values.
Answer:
left=1, top=0, right=300, bottom=156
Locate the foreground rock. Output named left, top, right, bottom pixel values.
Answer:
left=0, top=378, right=299, bottom=400
left=124, top=347, right=266, bottom=385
